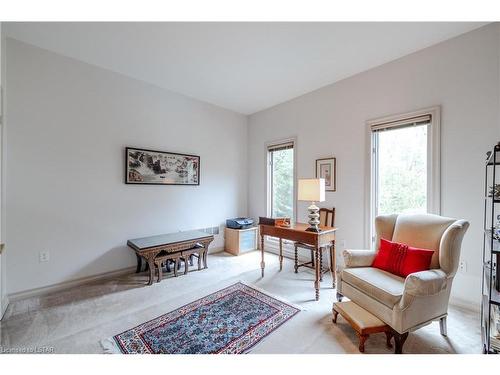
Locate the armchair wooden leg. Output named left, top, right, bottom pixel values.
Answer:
left=385, top=331, right=393, bottom=349
left=392, top=330, right=409, bottom=354
left=439, top=316, right=448, bottom=337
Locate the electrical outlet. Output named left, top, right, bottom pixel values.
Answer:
left=39, top=251, right=50, bottom=263
left=459, top=260, right=467, bottom=273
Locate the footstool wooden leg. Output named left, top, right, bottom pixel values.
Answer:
left=332, top=308, right=339, bottom=324
left=358, top=334, right=368, bottom=353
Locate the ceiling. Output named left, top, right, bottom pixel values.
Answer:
left=4, top=22, right=487, bottom=115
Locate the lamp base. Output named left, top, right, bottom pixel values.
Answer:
left=305, top=227, right=321, bottom=233
left=306, top=202, right=321, bottom=233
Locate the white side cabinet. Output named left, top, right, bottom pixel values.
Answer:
left=224, top=227, right=258, bottom=256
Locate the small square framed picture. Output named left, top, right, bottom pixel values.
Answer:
left=316, top=157, right=336, bottom=192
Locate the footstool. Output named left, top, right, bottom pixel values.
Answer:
left=332, top=301, right=393, bottom=353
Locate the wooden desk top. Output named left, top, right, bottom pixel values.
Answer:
left=260, top=222, right=337, bottom=234
left=127, top=230, right=213, bottom=251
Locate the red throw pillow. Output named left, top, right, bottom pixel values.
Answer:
left=372, top=238, right=434, bottom=278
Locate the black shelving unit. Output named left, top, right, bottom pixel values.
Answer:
left=482, top=143, right=500, bottom=353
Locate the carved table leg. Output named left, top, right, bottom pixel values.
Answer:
left=174, top=259, right=179, bottom=277
left=358, top=334, right=368, bottom=353
left=202, top=249, right=208, bottom=269
left=279, top=238, right=283, bottom=271
left=157, top=262, right=163, bottom=282
left=314, top=246, right=320, bottom=301
left=260, top=234, right=265, bottom=278
left=146, top=258, right=155, bottom=286
left=184, top=255, right=189, bottom=275
left=135, top=253, right=143, bottom=273
left=385, top=331, right=393, bottom=349
left=197, top=251, right=202, bottom=270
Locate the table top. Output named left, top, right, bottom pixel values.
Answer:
left=260, top=222, right=337, bottom=234
left=127, top=230, right=213, bottom=250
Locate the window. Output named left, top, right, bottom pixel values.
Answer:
left=267, top=141, right=295, bottom=219
left=369, top=108, right=440, bottom=245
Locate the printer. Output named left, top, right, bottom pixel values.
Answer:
left=226, top=217, right=254, bottom=229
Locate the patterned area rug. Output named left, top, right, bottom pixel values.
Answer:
left=102, top=282, right=300, bottom=354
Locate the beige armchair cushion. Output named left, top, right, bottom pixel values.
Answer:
left=391, top=214, right=456, bottom=269
left=342, top=267, right=405, bottom=308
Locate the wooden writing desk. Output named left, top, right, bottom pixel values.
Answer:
left=127, top=231, right=214, bottom=285
left=259, top=222, right=337, bottom=301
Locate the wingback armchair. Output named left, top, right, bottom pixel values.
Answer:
left=336, top=213, right=469, bottom=353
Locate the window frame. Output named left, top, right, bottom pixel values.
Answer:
left=366, top=106, right=441, bottom=248
left=265, top=137, right=297, bottom=223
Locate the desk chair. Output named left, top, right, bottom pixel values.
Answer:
left=294, top=207, right=335, bottom=281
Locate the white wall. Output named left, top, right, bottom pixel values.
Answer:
left=248, top=24, right=500, bottom=308
left=0, top=22, right=7, bottom=318
left=5, top=39, right=248, bottom=295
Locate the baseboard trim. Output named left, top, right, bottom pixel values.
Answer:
left=449, top=296, right=480, bottom=314
left=0, top=295, right=8, bottom=320
left=8, top=266, right=136, bottom=302
left=7, top=247, right=226, bottom=302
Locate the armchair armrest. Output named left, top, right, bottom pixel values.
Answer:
left=403, top=269, right=448, bottom=297
left=342, top=249, right=376, bottom=268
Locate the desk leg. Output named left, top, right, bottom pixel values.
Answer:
left=279, top=238, right=283, bottom=271
left=260, top=234, right=265, bottom=278
left=329, top=242, right=336, bottom=288
left=314, top=246, right=320, bottom=301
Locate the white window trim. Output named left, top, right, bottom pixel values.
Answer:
left=365, top=106, right=441, bottom=249
left=264, top=137, right=297, bottom=254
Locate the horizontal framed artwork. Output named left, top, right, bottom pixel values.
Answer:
left=125, top=147, right=200, bottom=185
left=316, top=157, right=336, bottom=192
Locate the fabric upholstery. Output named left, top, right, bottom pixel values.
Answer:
left=403, top=269, right=448, bottom=297
left=391, top=213, right=456, bottom=269
left=342, top=249, right=376, bottom=268
left=333, top=301, right=386, bottom=329
left=338, top=213, right=469, bottom=334
left=341, top=267, right=405, bottom=307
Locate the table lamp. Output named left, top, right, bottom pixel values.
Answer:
left=298, top=178, right=325, bottom=232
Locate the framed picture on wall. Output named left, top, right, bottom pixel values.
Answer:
left=125, top=147, right=200, bottom=185
left=316, top=157, right=336, bottom=192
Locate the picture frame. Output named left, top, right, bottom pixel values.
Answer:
left=315, top=157, right=336, bottom=192
left=125, top=147, right=200, bottom=185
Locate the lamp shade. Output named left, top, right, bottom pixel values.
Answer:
left=298, top=178, right=325, bottom=202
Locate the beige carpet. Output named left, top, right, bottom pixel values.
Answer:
left=0, top=251, right=481, bottom=354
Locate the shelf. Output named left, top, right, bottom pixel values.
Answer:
left=485, top=196, right=500, bottom=203
left=484, top=230, right=500, bottom=253
left=484, top=260, right=500, bottom=306
left=486, top=146, right=500, bottom=165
